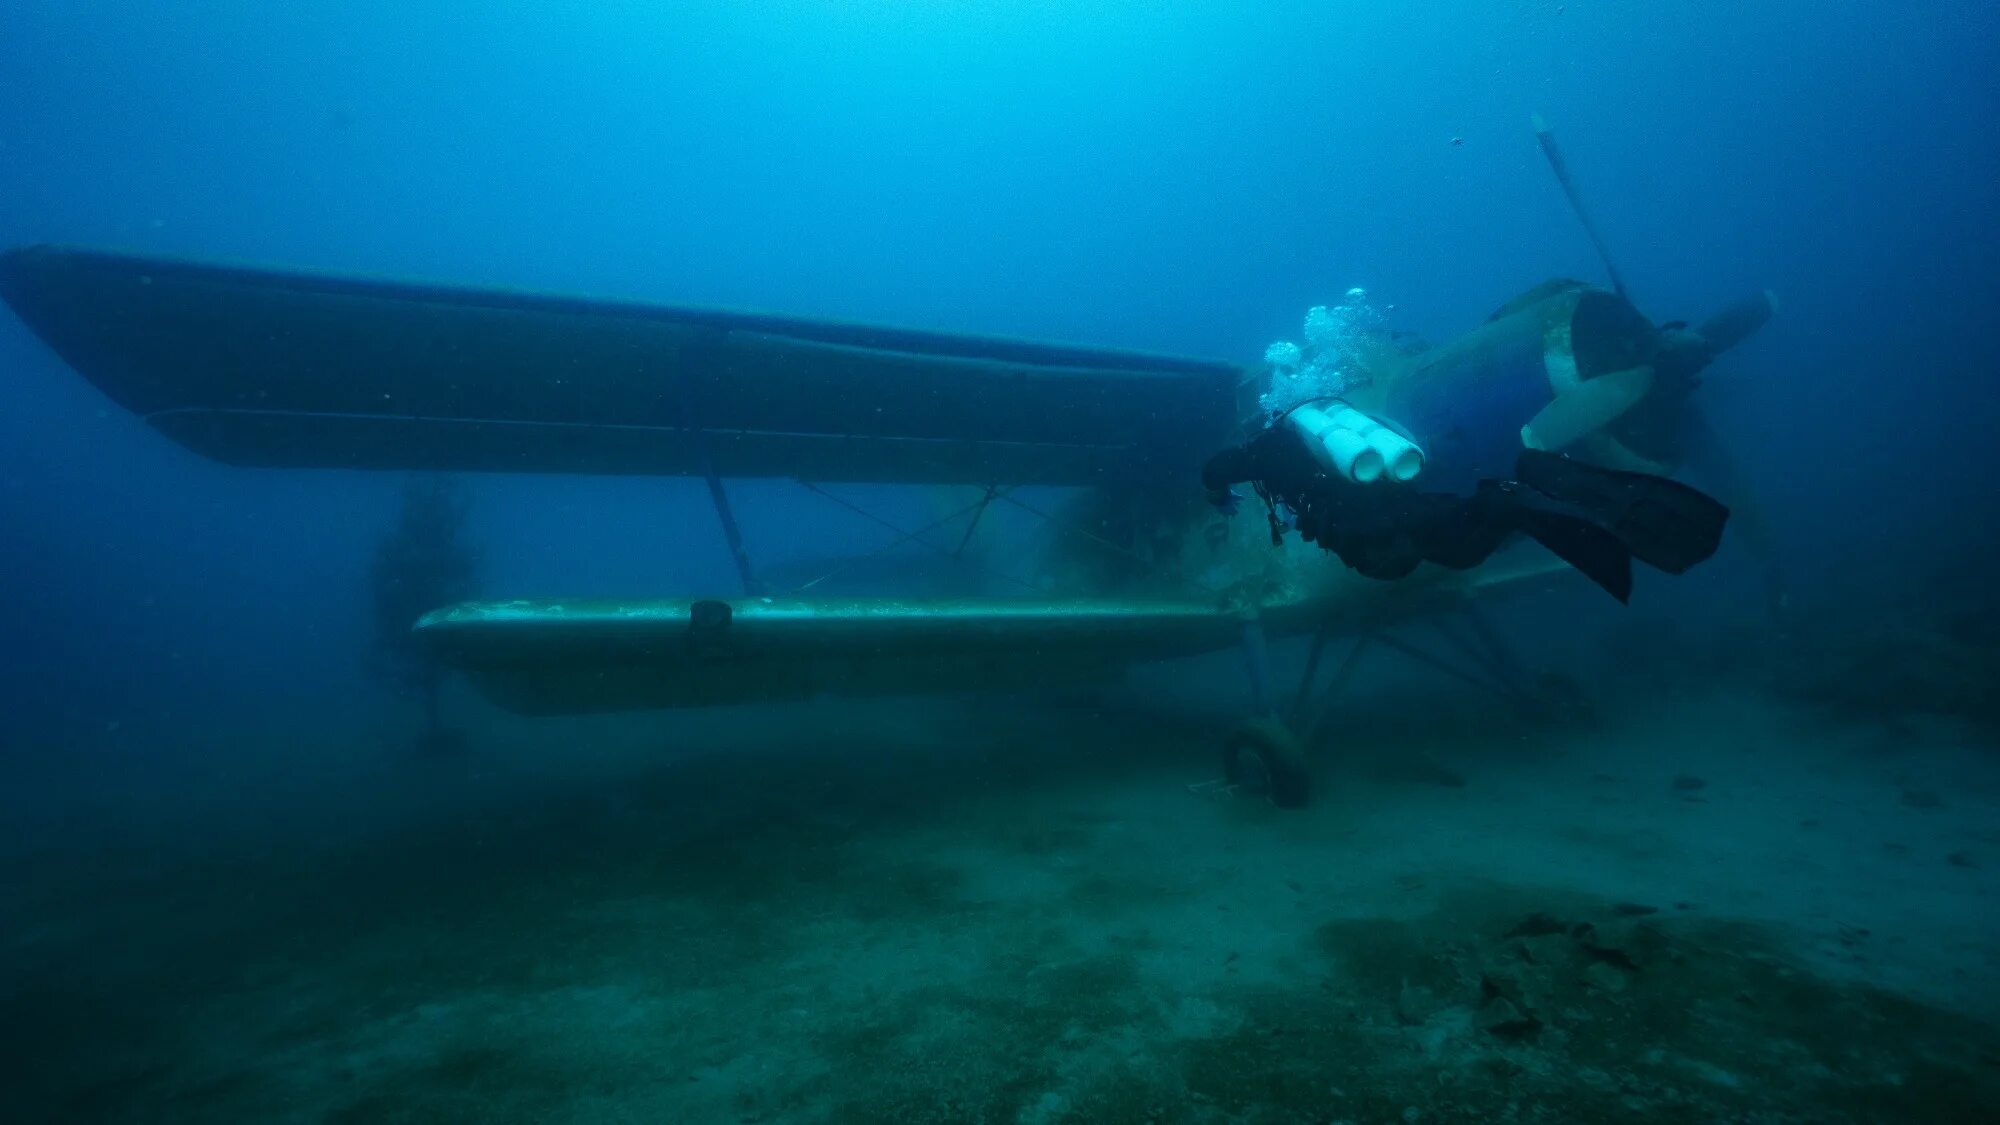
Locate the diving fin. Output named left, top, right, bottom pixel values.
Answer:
left=1521, top=365, right=1654, bottom=452
left=1482, top=480, right=1635, bottom=603
left=1520, top=505, right=1636, bottom=603
left=1514, top=449, right=1729, bottom=575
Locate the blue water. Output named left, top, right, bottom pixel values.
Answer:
left=3, top=3, right=1997, bottom=1121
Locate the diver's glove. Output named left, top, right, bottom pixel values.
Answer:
left=1206, top=487, right=1243, bottom=516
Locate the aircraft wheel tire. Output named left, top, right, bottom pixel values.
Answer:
left=1223, top=717, right=1312, bottom=809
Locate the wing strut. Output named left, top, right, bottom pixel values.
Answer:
left=702, top=461, right=759, bottom=596
left=680, top=329, right=760, bottom=595
left=953, top=484, right=1000, bottom=557
left=786, top=486, right=1030, bottom=594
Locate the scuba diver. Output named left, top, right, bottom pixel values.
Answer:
left=1201, top=401, right=1731, bottom=604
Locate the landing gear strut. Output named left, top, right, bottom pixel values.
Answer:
left=1217, top=601, right=1549, bottom=808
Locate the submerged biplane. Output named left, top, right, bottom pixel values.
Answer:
left=0, top=124, right=1775, bottom=805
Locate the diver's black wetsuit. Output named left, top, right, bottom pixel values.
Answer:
left=1202, top=423, right=1729, bottom=603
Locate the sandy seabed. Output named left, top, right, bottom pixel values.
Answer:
left=5, top=676, right=1998, bottom=1124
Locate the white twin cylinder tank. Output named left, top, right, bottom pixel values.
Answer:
left=1284, top=403, right=1426, bottom=485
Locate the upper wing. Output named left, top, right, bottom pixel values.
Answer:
left=0, top=245, right=1242, bottom=486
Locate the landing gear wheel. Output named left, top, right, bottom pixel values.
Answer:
left=1223, top=717, right=1312, bottom=808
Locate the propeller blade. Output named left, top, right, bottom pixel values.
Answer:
left=1521, top=365, right=1655, bottom=452
left=1697, top=290, right=1779, bottom=357
left=1573, top=432, right=1671, bottom=477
